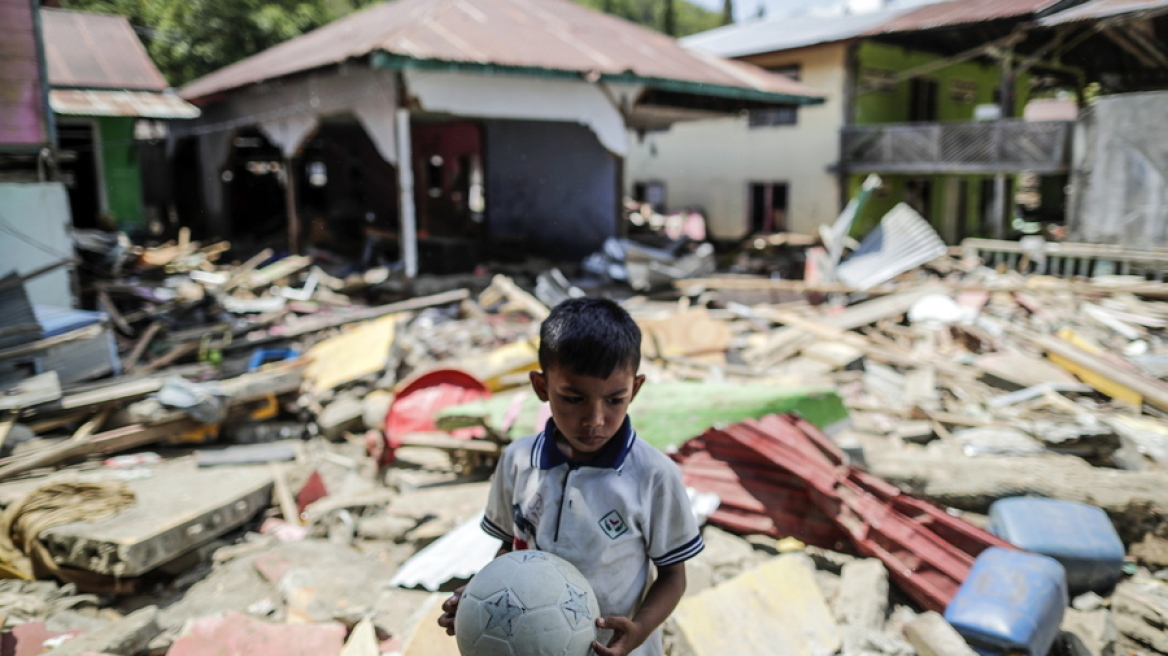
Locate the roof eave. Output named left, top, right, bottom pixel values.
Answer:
left=371, top=51, right=825, bottom=107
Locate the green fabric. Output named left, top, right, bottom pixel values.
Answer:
left=438, top=382, right=848, bottom=450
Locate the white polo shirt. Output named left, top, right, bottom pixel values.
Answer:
left=481, top=417, right=704, bottom=656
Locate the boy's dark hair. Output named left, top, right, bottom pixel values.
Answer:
left=538, top=298, right=641, bottom=378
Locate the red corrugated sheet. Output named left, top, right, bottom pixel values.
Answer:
left=41, top=8, right=169, bottom=90
left=673, top=414, right=1015, bottom=613
left=179, top=0, right=822, bottom=103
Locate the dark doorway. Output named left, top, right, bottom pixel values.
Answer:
left=57, top=122, right=102, bottom=229
left=905, top=178, right=934, bottom=222
left=749, top=182, right=789, bottom=234
left=411, top=121, right=485, bottom=240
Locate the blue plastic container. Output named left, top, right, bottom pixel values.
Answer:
left=944, top=547, right=1067, bottom=656
left=988, top=497, right=1125, bottom=595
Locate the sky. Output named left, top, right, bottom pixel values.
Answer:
left=687, top=0, right=942, bottom=22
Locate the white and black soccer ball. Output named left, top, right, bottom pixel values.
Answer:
left=455, top=550, right=600, bottom=656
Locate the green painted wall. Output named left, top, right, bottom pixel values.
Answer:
left=847, top=41, right=1032, bottom=238
left=97, top=116, right=144, bottom=227
left=853, top=41, right=1029, bottom=125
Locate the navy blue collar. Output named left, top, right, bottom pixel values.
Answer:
left=532, top=416, right=636, bottom=471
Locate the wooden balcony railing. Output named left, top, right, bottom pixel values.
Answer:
left=841, top=120, right=1073, bottom=174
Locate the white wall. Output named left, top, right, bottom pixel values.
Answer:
left=625, top=43, right=847, bottom=240
left=0, top=182, right=75, bottom=307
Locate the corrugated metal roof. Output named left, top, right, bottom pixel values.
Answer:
left=1039, top=0, right=1168, bottom=24
left=836, top=203, right=948, bottom=290
left=49, top=89, right=199, bottom=119
left=179, top=0, right=823, bottom=104
left=0, top=0, right=52, bottom=150
left=684, top=0, right=1074, bottom=60
left=863, top=0, right=1065, bottom=34
left=41, top=8, right=168, bottom=91
left=681, top=7, right=915, bottom=59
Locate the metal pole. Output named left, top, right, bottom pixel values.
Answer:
left=396, top=108, right=418, bottom=278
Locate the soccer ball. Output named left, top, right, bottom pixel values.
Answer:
left=455, top=550, right=600, bottom=656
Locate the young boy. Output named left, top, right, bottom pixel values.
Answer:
left=438, top=298, right=704, bottom=656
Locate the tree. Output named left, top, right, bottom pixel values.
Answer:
left=721, top=0, right=733, bottom=25
left=61, top=0, right=376, bottom=86
left=663, top=0, right=676, bottom=35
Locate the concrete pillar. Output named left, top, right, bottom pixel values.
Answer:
left=396, top=108, right=418, bottom=278
left=284, top=156, right=301, bottom=254
left=992, top=173, right=1008, bottom=239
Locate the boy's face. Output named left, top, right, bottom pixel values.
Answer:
left=530, top=363, right=645, bottom=461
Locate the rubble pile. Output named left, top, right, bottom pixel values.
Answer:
left=0, top=232, right=1167, bottom=655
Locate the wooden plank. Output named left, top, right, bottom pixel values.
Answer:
left=0, top=324, right=105, bottom=362
left=399, top=431, right=501, bottom=454
left=122, top=321, right=164, bottom=372
left=0, top=418, right=201, bottom=483
left=1027, top=332, right=1168, bottom=412
left=226, top=289, right=470, bottom=351
left=0, top=412, right=15, bottom=455
left=0, top=371, right=61, bottom=410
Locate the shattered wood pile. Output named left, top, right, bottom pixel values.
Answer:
left=1, top=233, right=1167, bottom=655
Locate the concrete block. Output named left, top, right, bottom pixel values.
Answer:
left=1061, top=607, right=1118, bottom=656
left=3, top=622, right=83, bottom=656
left=361, top=390, right=394, bottom=434
left=37, top=459, right=272, bottom=577
left=51, top=606, right=159, bottom=656
left=903, top=611, right=977, bottom=656
left=835, top=558, right=889, bottom=631
left=252, top=540, right=397, bottom=624
left=672, top=553, right=841, bottom=655
left=166, top=612, right=346, bottom=656
left=318, top=394, right=365, bottom=441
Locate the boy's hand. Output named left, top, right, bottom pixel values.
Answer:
left=591, top=615, right=647, bottom=656
left=437, top=586, right=466, bottom=636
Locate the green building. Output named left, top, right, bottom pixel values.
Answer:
left=41, top=8, right=198, bottom=232
left=628, top=0, right=1088, bottom=244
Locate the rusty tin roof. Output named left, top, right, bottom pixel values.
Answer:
left=41, top=8, right=169, bottom=91
left=179, top=0, right=824, bottom=105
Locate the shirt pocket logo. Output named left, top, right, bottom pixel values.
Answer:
left=598, top=510, right=629, bottom=540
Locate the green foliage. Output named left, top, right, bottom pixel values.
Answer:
left=61, top=0, right=723, bottom=87
left=61, top=0, right=377, bottom=86
left=573, top=0, right=723, bottom=37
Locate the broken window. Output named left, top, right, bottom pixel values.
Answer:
left=748, top=182, right=788, bottom=234
left=750, top=64, right=801, bottom=128
left=909, top=78, right=940, bottom=123
left=633, top=181, right=667, bottom=213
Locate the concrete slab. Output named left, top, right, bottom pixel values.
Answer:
left=903, top=611, right=977, bottom=656
left=672, top=553, right=841, bottom=655
left=17, top=458, right=273, bottom=577
left=166, top=613, right=346, bottom=656
left=399, top=593, right=461, bottom=656
left=1, top=621, right=83, bottom=656
left=835, top=558, right=889, bottom=631
left=51, top=606, right=159, bottom=656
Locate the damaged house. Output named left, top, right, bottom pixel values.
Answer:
left=40, top=8, right=199, bottom=234
left=173, top=0, right=824, bottom=276
left=627, top=0, right=1168, bottom=245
